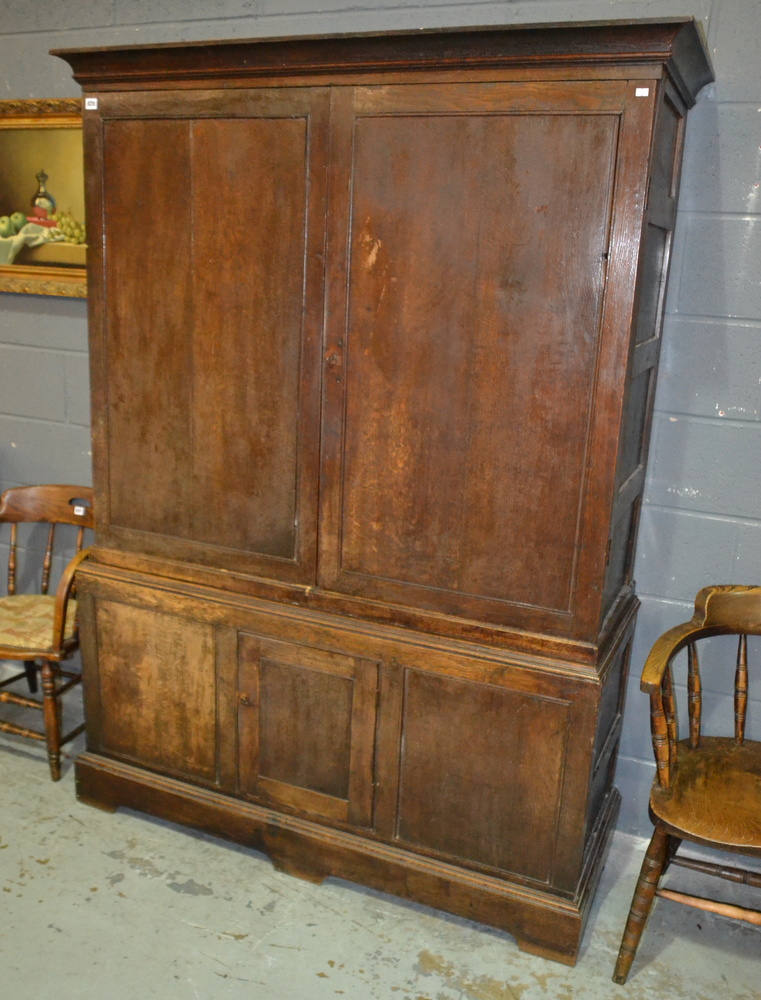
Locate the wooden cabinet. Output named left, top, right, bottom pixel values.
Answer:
left=57, top=20, right=712, bottom=964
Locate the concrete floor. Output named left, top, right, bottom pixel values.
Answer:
left=1, top=732, right=759, bottom=1000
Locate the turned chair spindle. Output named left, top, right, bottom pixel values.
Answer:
left=736, top=634, right=748, bottom=744
left=41, top=522, right=56, bottom=594
left=687, top=642, right=701, bottom=749
left=8, top=522, right=18, bottom=595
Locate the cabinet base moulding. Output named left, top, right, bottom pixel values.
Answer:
left=74, top=751, right=619, bottom=966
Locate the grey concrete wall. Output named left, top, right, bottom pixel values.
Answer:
left=1, top=0, right=759, bottom=836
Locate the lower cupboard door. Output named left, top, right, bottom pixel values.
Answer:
left=94, top=600, right=218, bottom=783
left=237, top=634, right=379, bottom=827
left=395, top=669, right=572, bottom=884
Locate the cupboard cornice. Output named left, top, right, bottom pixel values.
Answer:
left=54, top=19, right=712, bottom=106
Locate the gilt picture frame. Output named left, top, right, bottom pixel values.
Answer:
left=0, top=98, right=86, bottom=298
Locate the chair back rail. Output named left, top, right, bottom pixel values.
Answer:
left=0, top=485, right=94, bottom=597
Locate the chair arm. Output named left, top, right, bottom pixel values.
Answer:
left=640, top=621, right=714, bottom=694
left=51, top=547, right=92, bottom=652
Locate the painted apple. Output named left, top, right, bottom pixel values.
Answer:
left=0, top=216, right=14, bottom=238
left=10, top=211, right=27, bottom=233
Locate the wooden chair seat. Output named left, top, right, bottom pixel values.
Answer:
left=614, top=585, right=761, bottom=984
left=0, top=595, right=78, bottom=654
left=651, top=738, right=761, bottom=851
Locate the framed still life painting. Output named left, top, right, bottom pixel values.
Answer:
left=0, top=98, right=86, bottom=297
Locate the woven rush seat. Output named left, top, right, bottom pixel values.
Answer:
left=0, top=594, right=78, bottom=652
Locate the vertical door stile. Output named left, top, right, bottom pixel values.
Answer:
left=318, top=86, right=356, bottom=591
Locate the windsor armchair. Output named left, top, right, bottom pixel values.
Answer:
left=613, top=585, right=761, bottom=984
left=0, top=484, right=94, bottom=780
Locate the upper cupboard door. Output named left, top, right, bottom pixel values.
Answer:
left=90, top=89, right=329, bottom=583
left=319, top=82, right=650, bottom=635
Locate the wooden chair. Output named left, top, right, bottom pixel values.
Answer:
left=0, top=484, right=94, bottom=780
left=613, top=584, right=761, bottom=983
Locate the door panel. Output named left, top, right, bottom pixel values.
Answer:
left=319, top=83, right=622, bottom=625
left=238, top=635, right=378, bottom=826
left=94, top=600, right=217, bottom=783
left=97, top=89, right=329, bottom=582
left=396, top=669, right=571, bottom=882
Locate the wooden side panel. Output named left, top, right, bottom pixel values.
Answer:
left=587, top=633, right=633, bottom=836
left=602, top=85, right=686, bottom=618
left=94, top=600, right=217, bottom=782
left=97, top=90, right=328, bottom=582
left=238, top=635, right=378, bottom=826
left=396, top=669, right=571, bottom=883
left=320, top=83, right=621, bottom=628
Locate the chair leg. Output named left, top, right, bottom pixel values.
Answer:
left=24, top=660, right=38, bottom=694
left=40, top=661, right=62, bottom=781
left=613, top=824, right=671, bottom=984
left=664, top=835, right=682, bottom=873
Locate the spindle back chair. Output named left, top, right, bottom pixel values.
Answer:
left=0, top=484, right=94, bottom=780
left=613, top=584, right=761, bottom=983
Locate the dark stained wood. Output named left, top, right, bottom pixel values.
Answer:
left=320, top=84, right=620, bottom=627
left=0, top=484, right=94, bottom=779
left=52, top=19, right=713, bottom=107
left=74, top=747, right=619, bottom=963
left=55, top=22, right=713, bottom=966
left=572, top=81, right=657, bottom=642
left=237, top=635, right=378, bottom=825
left=602, top=80, right=686, bottom=627
left=397, top=670, right=570, bottom=881
left=190, top=117, right=307, bottom=558
left=97, top=90, right=329, bottom=582
left=74, top=561, right=624, bottom=896
left=586, top=631, right=634, bottom=840
left=614, top=585, right=761, bottom=984
left=102, top=118, right=195, bottom=540
left=215, top=626, right=239, bottom=790
left=79, top=543, right=622, bottom=663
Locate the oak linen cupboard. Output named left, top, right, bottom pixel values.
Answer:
left=55, top=20, right=713, bottom=964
